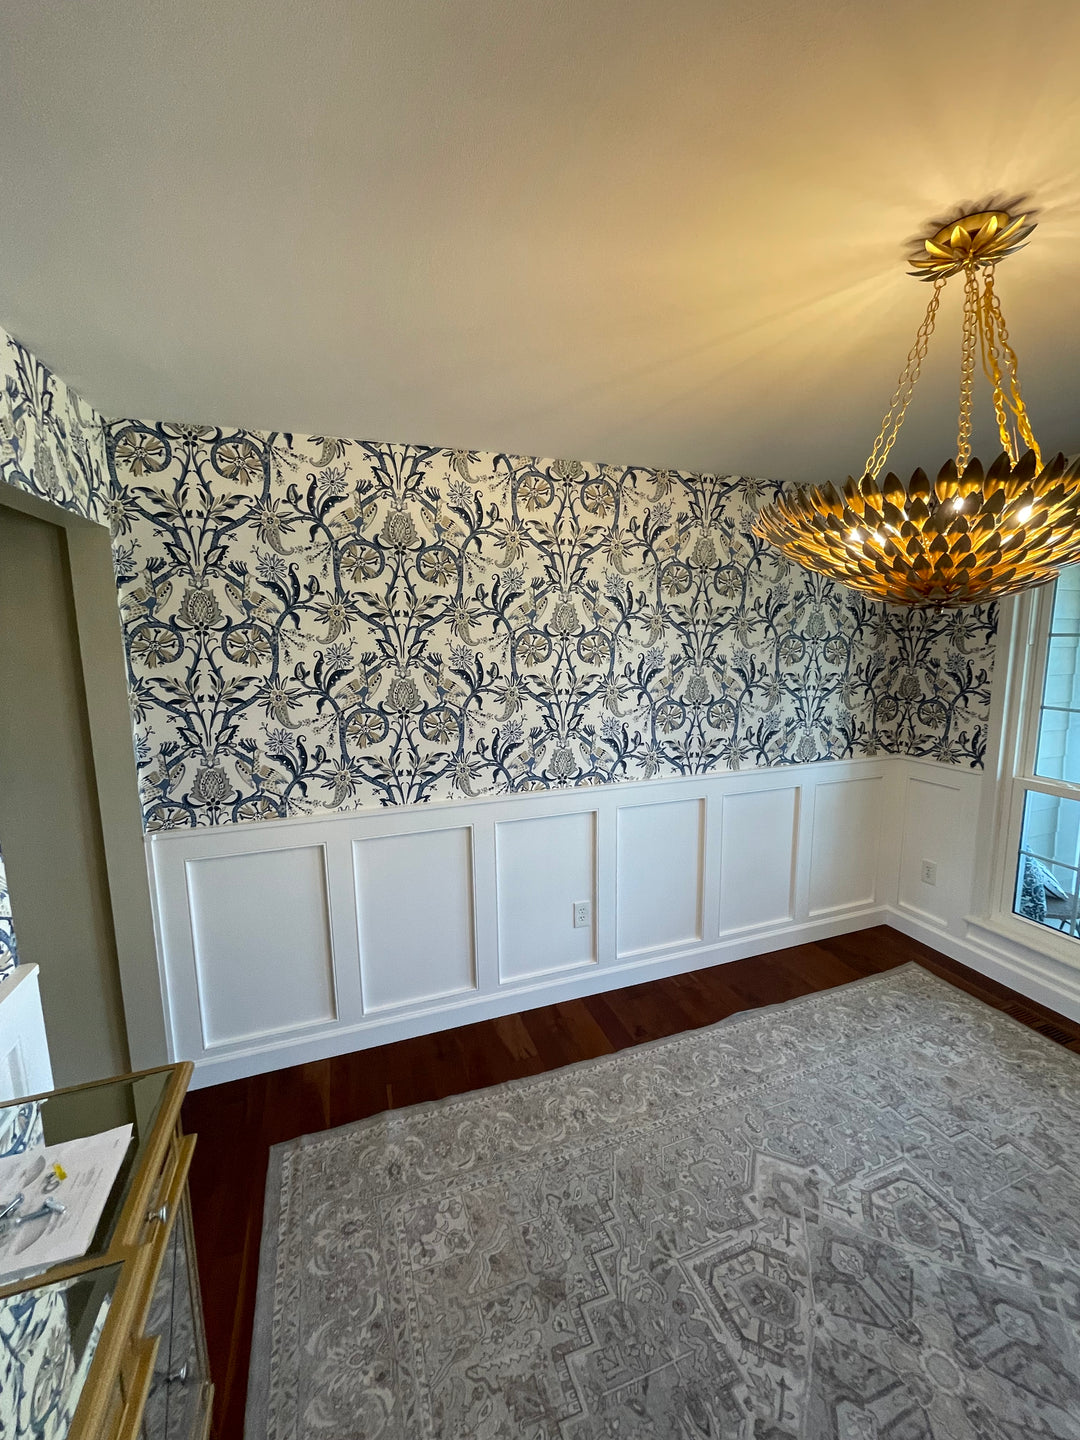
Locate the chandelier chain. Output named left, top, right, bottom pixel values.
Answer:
left=956, top=266, right=980, bottom=473
left=982, top=269, right=1042, bottom=470
left=863, top=277, right=945, bottom=480
left=977, top=265, right=1018, bottom=462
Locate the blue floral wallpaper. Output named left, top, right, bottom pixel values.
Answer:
left=873, top=604, right=997, bottom=767
left=0, top=333, right=108, bottom=524
left=0, top=325, right=997, bottom=836
left=103, top=427, right=997, bottom=828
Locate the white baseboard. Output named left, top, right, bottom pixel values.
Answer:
left=887, top=909, right=1080, bottom=1025
left=186, top=898, right=1080, bottom=1087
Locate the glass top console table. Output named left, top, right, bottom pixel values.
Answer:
left=0, top=1063, right=211, bottom=1440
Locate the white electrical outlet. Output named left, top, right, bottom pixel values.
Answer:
left=920, top=859, right=938, bottom=886
left=573, top=900, right=591, bottom=929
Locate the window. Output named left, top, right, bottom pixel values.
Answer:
left=1006, top=567, right=1080, bottom=940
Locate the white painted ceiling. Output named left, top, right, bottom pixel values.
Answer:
left=1, top=0, right=1079, bottom=482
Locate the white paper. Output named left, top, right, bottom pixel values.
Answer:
left=0, top=1124, right=134, bottom=1281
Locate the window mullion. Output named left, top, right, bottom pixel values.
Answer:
left=1018, top=774, right=1080, bottom=802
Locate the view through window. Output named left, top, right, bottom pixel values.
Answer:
left=1015, top=566, right=1080, bottom=936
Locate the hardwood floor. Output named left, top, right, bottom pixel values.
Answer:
left=182, top=925, right=1080, bottom=1439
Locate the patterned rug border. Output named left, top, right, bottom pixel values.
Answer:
left=243, top=960, right=1073, bottom=1439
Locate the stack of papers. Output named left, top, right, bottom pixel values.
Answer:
left=0, top=1125, right=133, bottom=1283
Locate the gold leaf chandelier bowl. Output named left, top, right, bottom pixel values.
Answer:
left=756, top=449, right=1080, bottom=609
left=753, top=205, right=1080, bottom=609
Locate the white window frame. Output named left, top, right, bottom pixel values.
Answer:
left=979, top=579, right=1080, bottom=966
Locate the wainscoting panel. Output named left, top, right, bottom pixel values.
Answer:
left=808, top=776, right=883, bottom=916
left=718, top=786, right=798, bottom=935
left=355, top=827, right=476, bottom=1011
left=186, top=845, right=336, bottom=1047
left=895, top=764, right=979, bottom=931
left=147, top=757, right=900, bottom=1085
left=616, top=799, right=703, bottom=957
left=496, top=812, right=596, bottom=982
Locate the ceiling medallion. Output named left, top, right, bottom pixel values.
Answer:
left=753, top=208, right=1080, bottom=608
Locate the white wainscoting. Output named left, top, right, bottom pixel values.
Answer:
left=887, top=757, right=1080, bottom=1025
left=148, top=753, right=1080, bottom=1085
left=617, top=798, right=702, bottom=957
left=148, top=757, right=896, bottom=1086
left=718, top=786, right=797, bottom=934
left=356, top=825, right=476, bottom=1008
left=895, top=764, right=979, bottom=930
left=497, top=811, right=596, bottom=981
left=187, top=844, right=337, bottom=1047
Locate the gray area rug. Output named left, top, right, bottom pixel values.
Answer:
left=247, top=965, right=1080, bottom=1439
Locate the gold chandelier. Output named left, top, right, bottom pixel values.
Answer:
left=753, top=209, right=1080, bottom=608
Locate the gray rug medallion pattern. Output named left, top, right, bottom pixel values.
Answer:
left=248, top=966, right=1080, bottom=1439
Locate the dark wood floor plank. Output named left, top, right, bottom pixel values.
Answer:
left=328, top=1042, right=392, bottom=1129
left=260, top=1059, right=332, bottom=1146
left=815, top=927, right=911, bottom=974
left=774, top=942, right=866, bottom=992
left=522, top=999, right=617, bottom=1067
left=579, top=991, right=637, bottom=1050
left=490, top=1011, right=542, bottom=1064
left=718, top=953, right=817, bottom=1008
left=585, top=976, right=700, bottom=1047
left=453, top=1016, right=533, bottom=1090
left=181, top=924, right=1080, bottom=1440
left=666, top=964, right=746, bottom=1023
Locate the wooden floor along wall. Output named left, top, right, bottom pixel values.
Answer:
left=181, top=924, right=1080, bottom=1439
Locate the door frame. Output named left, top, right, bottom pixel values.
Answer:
left=0, top=479, right=168, bottom=1069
